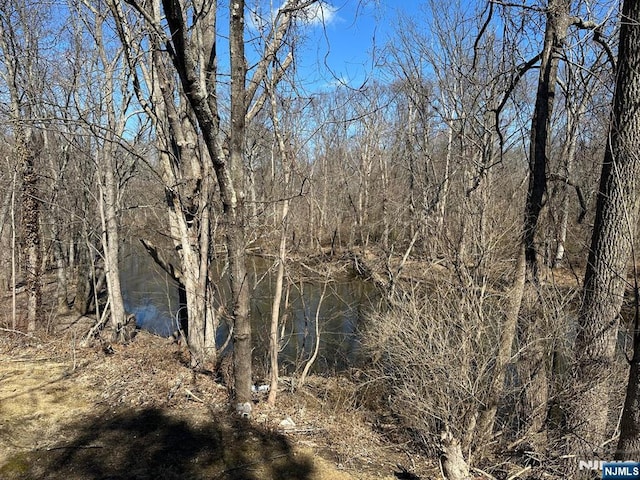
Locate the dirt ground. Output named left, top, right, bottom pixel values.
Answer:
left=0, top=314, right=437, bottom=480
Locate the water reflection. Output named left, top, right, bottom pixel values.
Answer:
left=120, top=244, right=376, bottom=372
left=120, top=247, right=179, bottom=336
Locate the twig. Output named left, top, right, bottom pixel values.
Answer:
left=184, top=388, right=204, bottom=403
left=0, top=327, right=37, bottom=338
left=214, top=453, right=289, bottom=479
left=281, top=427, right=324, bottom=434
left=507, top=466, right=531, bottom=480
left=473, top=467, right=498, bottom=479
left=45, top=444, right=103, bottom=451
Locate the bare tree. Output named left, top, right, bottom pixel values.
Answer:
left=567, top=0, right=640, bottom=458
left=0, top=1, right=46, bottom=331
left=112, top=0, right=321, bottom=413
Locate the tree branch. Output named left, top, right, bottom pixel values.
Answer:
left=570, top=17, right=617, bottom=72
left=489, top=0, right=545, bottom=12
left=139, top=238, right=183, bottom=283
left=492, top=52, right=542, bottom=153
left=548, top=173, right=587, bottom=224
left=472, top=1, right=494, bottom=71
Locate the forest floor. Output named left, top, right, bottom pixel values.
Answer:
left=0, top=328, right=432, bottom=480
left=0, top=308, right=437, bottom=480
left=0, top=253, right=588, bottom=480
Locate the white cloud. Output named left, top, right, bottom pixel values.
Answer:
left=294, top=1, right=337, bottom=26
left=248, top=1, right=337, bottom=33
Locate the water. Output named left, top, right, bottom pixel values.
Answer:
left=246, top=263, right=375, bottom=373
left=120, top=244, right=376, bottom=371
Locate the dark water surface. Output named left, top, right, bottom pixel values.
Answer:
left=120, top=244, right=377, bottom=372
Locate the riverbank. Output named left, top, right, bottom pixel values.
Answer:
left=0, top=252, right=587, bottom=480
left=0, top=322, right=436, bottom=480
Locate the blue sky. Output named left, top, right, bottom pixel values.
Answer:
left=285, top=0, right=416, bottom=91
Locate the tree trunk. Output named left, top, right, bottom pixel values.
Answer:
left=617, top=351, right=640, bottom=460
left=20, top=129, right=43, bottom=332
left=74, top=240, right=91, bottom=315
left=553, top=100, right=582, bottom=267
left=0, top=187, right=13, bottom=292
left=99, top=150, right=127, bottom=334
left=518, top=0, right=571, bottom=445
left=598, top=0, right=640, bottom=460
left=520, top=288, right=549, bottom=444
left=267, top=78, right=292, bottom=406
left=116, top=0, right=307, bottom=413
left=570, top=0, right=640, bottom=457
left=475, top=243, right=527, bottom=446
left=52, top=221, right=70, bottom=314
left=229, top=0, right=252, bottom=415
left=523, top=0, right=571, bottom=279
left=139, top=20, right=218, bottom=368
left=0, top=6, right=44, bottom=332
left=441, top=429, right=471, bottom=480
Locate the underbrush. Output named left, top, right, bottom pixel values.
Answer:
left=357, top=272, right=601, bottom=479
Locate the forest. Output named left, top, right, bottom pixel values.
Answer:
left=0, top=0, right=639, bottom=479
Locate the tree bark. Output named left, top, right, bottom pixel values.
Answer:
left=475, top=243, right=527, bottom=446
left=0, top=14, right=43, bottom=331
left=519, top=0, right=572, bottom=445
left=605, top=0, right=640, bottom=460
left=229, top=0, right=252, bottom=414
left=617, top=355, right=640, bottom=460
left=133, top=6, right=218, bottom=368
left=524, top=0, right=571, bottom=279
left=569, top=0, right=640, bottom=457
left=20, top=128, right=43, bottom=332
left=99, top=148, right=127, bottom=333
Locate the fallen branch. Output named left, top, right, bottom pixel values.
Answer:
left=507, top=466, right=531, bottom=480
left=281, top=427, right=325, bottom=435
left=45, top=444, right=104, bottom=451
left=214, top=453, right=289, bottom=479
left=473, top=467, right=498, bottom=479
left=80, top=298, right=111, bottom=348
left=184, top=388, right=205, bottom=403
left=0, top=327, right=37, bottom=338
left=8, top=357, right=57, bottom=363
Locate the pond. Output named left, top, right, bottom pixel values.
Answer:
left=120, top=243, right=378, bottom=372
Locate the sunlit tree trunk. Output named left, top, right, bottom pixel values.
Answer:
left=116, top=0, right=319, bottom=413
left=98, top=146, right=127, bottom=333
left=227, top=0, right=252, bottom=412
left=19, top=125, right=43, bottom=332
left=87, top=6, right=128, bottom=334
left=267, top=74, right=292, bottom=405
left=0, top=13, right=43, bottom=331
left=568, top=0, right=640, bottom=458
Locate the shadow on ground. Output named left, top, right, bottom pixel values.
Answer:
left=2, top=407, right=314, bottom=480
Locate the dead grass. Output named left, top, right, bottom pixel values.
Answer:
left=0, top=321, right=431, bottom=480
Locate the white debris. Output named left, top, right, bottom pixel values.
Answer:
left=251, top=384, right=270, bottom=393
left=279, top=416, right=296, bottom=430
